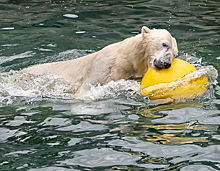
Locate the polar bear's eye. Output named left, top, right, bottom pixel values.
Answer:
left=162, top=43, right=168, bottom=47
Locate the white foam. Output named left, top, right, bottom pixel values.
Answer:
left=0, top=71, right=72, bottom=104
left=82, top=80, right=140, bottom=100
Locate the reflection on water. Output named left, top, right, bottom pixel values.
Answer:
left=145, top=133, right=207, bottom=145
left=0, top=0, right=220, bottom=170
left=144, top=121, right=209, bottom=145
left=140, top=100, right=203, bottom=115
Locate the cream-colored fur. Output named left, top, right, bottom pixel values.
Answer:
left=22, top=26, right=178, bottom=99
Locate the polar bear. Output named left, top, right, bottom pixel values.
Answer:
left=22, top=26, right=178, bottom=99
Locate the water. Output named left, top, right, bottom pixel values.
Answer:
left=0, top=0, right=220, bottom=170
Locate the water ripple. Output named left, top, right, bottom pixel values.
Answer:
left=0, top=0, right=220, bottom=170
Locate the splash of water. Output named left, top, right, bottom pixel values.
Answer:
left=82, top=80, right=140, bottom=100
left=0, top=71, right=73, bottom=104
left=0, top=71, right=141, bottom=104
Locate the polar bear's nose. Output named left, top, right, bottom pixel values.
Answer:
left=164, top=62, right=171, bottom=69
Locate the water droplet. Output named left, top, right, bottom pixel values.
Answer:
left=1, top=27, right=14, bottom=30
left=76, top=31, right=86, bottom=34
left=63, top=14, right=78, bottom=18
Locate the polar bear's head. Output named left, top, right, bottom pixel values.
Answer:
left=141, top=26, right=178, bottom=70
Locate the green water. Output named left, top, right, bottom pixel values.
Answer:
left=0, top=0, right=220, bottom=170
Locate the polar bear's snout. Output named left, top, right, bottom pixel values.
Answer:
left=152, top=50, right=174, bottom=70
left=153, top=59, right=171, bottom=69
left=153, top=57, right=172, bottom=69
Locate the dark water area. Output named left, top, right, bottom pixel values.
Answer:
left=0, top=0, right=220, bottom=170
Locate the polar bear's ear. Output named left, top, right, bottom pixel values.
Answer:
left=141, top=26, right=151, bottom=34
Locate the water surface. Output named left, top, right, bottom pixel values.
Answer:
left=0, top=0, right=220, bottom=170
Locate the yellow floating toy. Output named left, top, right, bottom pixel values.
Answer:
left=141, top=59, right=208, bottom=103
